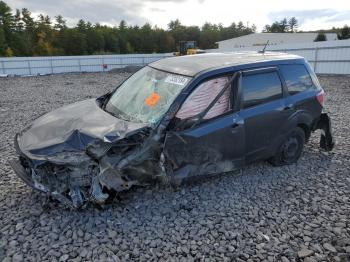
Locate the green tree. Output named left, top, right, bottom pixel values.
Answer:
left=279, top=18, right=288, bottom=32
left=34, top=14, right=58, bottom=55
left=60, top=28, right=87, bottom=55
left=185, top=26, right=200, bottom=42
left=199, top=22, right=220, bottom=49
left=86, top=24, right=105, bottom=54
left=314, top=32, right=327, bottom=42
left=20, top=8, right=35, bottom=55
left=288, top=17, right=298, bottom=32
left=76, top=19, right=86, bottom=31
left=118, top=20, right=128, bottom=53
left=263, top=17, right=292, bottom=33
left=264, top=22, right=281, bottom=32
left=4, top=46, right=12, bottom=56
left=9, top=8, right=27, bottom=56
left=14, top=9, right=23, bottom=31
left=168, top=19, right=187, bottom=46
left=0, top=1, right=14, bottom=53
left=168, top=19, right=181, bottom=31
left=153, top=28, right=174, bottom=53
left=54, top=15, right=66, bottom=31
left=35, top=31, right=54, bottom=55
left=140, top=23, right=154, bottom=53
left=338, top=25, right=350, bottom=40
left=51, top=15, right=67, bottom=55
left=21, top=8, right=34, bottom=28
left=101, top=27, right=120, bottom=53
left=0, top=0, right=258, bottom=56
left=0, top=1, right=13, bottom=30
left=0, top=25, right=5, bottom=55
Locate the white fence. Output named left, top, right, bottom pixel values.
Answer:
left=210, top=39, right=350, bottom=75
left=0, top=53, right=172, bottom=76
left=1, top=40, right=350, bottom=76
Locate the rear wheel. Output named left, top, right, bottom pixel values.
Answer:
left=269, top=127, right=305, bottom=166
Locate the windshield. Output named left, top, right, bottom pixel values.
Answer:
left=105, top=66, right=191, bottom=124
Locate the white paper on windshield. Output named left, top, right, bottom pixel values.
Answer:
left=164, top=75, right=189, bottom=86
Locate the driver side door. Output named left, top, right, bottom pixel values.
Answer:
left=163, top=73, right=245, bottom=182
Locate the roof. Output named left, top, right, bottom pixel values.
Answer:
left=149, top=52, right=303, bottom=77
left=216, top=33, right=338, bottom=47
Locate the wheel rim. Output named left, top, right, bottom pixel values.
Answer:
left=282, top=137, right=299, bottom=161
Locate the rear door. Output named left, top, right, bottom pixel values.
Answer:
left=163, top=73, right=245, bottom=180
left=238, top=67, right=288, bottom=162
left=279, top=63, right=322, bottom=120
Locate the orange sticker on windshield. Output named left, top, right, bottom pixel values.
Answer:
left=144, top=92, right=161, bottom=108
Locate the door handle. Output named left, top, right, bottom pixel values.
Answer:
left=283, top=105, right=294, bottom=111
left=231, top=123, right=239, bottom=128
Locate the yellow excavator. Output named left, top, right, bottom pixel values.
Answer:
left=174, top=41, right=206, bottom=56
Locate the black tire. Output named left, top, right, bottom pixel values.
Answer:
left=269, top=127, right=305, bottom=166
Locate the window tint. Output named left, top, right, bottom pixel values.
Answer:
left=280, top=64, right=314, bottom=95
left=242, top=71, right=282, bottom=108
left=176, top=76, right=231, bottom=120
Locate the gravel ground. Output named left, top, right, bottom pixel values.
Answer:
left=0, top=73, right=349, bottom=262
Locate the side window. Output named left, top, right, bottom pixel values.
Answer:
left=242, top=71, right=282, bottom=109
left=279, top=64, right=314, bottom=95
left=176, top=76, right=231, bottom=120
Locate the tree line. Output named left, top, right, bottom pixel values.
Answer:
left=0, top=0, right=349, bottom=57
left=263, top=17, right=350, bottom=41
left=263, top=17, right=299, bottom=33
left=0, top=1, right=256, bottom=57
left=313, top=26, right=350, bottom=42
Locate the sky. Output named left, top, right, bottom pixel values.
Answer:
left=6, top=0, right=350, bottom=31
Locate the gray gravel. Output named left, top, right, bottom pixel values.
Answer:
left=0, top=73, right=349, bottom=261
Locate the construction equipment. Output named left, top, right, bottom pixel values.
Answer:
left=174, top=41, right=205, bottom=56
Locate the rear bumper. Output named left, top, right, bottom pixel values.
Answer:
left=315, top=113, right=335, bottom=151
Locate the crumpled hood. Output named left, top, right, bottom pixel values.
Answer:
left=18, top=99, right=149, bottom=160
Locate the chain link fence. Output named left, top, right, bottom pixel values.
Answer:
left=0, top=53, right=173, bottom=76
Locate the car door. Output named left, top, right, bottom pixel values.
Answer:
left=279, top=63, right=322, bottom=121
left=237, top=67, right=288, bottom=163
left=163, top=73, right=245, bottom=181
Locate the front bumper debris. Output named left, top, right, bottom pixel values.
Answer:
left=9, top=159, right=35, bottom=189
left=10, top=120, right=166, bottom=209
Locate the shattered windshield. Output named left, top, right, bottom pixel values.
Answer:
left=105, top=66, right=191, bottom=124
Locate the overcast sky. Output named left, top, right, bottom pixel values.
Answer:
left=6, top=0, right=350, bottom=31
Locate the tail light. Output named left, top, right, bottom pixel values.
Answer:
left=316, top=89, right=325, bottom=106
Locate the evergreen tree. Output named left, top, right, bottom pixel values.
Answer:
left=21, top=8, right=35, bottom=55
left=0, top=1, right=257, bottom=56
left=54, top=15, right=66, bottom=31
left=14, top=9, right=23, bottom=31
left=338, top=25, right=350, bottom=40
left=0, top=25, right=6, bottom=55
left=279, top=18, right=289, bottom=32
left=314, top=32, right=327, bottom=42
left=0, top=1, right=14, bottom=51
left=288, top=17, right=298, bottom=32
left=264, top=17, right=298, bottom=33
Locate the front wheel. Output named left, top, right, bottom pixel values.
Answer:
left=269, top=127, right=305, bottom=166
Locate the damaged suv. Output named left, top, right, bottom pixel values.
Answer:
left=10, top=52, right=334, bottom=208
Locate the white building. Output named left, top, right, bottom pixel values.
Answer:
left=217, top=33, right=338, bottom=51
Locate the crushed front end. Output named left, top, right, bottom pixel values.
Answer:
left=9, top=99, right=168, bottom=208
left=10, top=128, right=166, bottom=208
